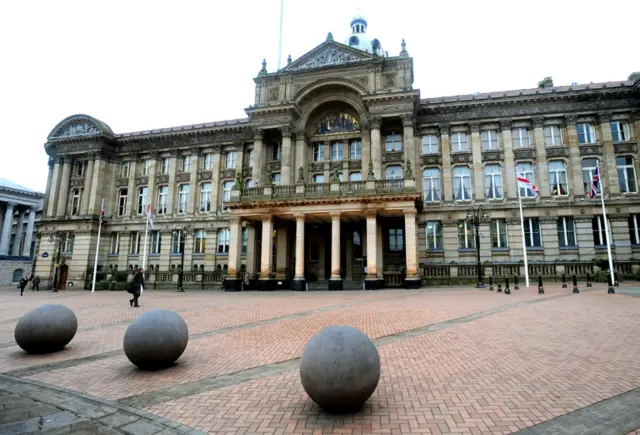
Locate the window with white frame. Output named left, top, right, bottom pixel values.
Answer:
left=490, top=219, right=508, bottom=248
left=129, top=232, right=141, bottom=255
left=247, top=150, right=254, bottom=168
left=628, top=215, right=640, bottom=245
left=481, top=130, right=500, bottom=150
left=194, top=230, right=206, bottom=254
left=331, top=142, right=344, bottom=161
left=458, top=220, right=475, bottom=249
left=121, top=161, right=130, bottom=178
left=453, top=166, right=472, bottom=201
left=118, top=189, right=128, bottom=216
left=181, top=156, right=192, bottom=172
left=200, top=183, right=212, bottom=212
left=242, top=227, right=248, bottom=255
left=74, top=161, right=85, bottom=177
left=451, top=132, right=469, bottom=152
left=385, top=132, right=402, bottom=152
left=150, top=231, right=161, bottom=254
left=581, top=158, right=599, bottom=196
left=157, top=185, right=168, bottom=214
left=548, top=160, right=568, bottom=196
left=222, top=180, right=234, bottom=204
left=515, top=162, right=536, bottom=198
left=389, top=228, right=404, bottom=251
left=577, top=123, right=596, bottom=144
left=160, top=158, right=170, bottom=174
left=271, top=143, right=282, bottom=161
left=217, top=228, right=230, bottom=253
left=109, top=233, right=120, bottom=254
left=512, top=128, right=530, bottom=147
left=385, top=165, right=403, bottom=180
left=137, top=187, right=148, bottom=215
left=349, top=172, right=362, bottom=181
left=484, top=164, right=503, bottom=200
left=611, top=121, right=631, bottom=142
left=200, top=154, right=213, bottom=171
left=421, top=135, right=439, bottom=154
left=140, top=159, right=150, bottom=176
left=556, top=217, right=576, bottom=247
left=178, top=184, right=189, bottom=213
left=349, top=140, right=362, bottom=159
left=523, top=218, right=541, bottom=248
left=61, top=233, right=74, bottom=253
left=592, top=216, right=613, bottom=246
left=544, top=125, right=563, bottom=146
left=616, top=156, right=638, bottom=193
left=425, top=221, right=443, bottom=250
left=313, top=144, right=325, bottom=161
left=71, top=189, right=81, bottom=215
left=271, top=172, right=281, bottom=185
left=171, top=231, right=183, bottom=254
left=225, top=152, right=236, bottom=169
left=312, top=174, right=325, bottom=183
left=423, top=168, right=441, bottom=202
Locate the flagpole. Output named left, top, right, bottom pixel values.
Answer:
left=277, top=0, right=284, bottom=70
left=91, top=199, right=104, bottom=293
left=597, top=161, right=616, bottom=291
left=518, top=189, right=530, bottom=288
left=141, top=204, right=149, bottom=294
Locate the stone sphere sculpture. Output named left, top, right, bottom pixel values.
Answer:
left=14, top=304, right=78, bottom=354
left=123, top=310, right=189, bottom=370
left=300, top=325, right=380, bottom=412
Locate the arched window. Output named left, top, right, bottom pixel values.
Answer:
left=422, top=168, right=441, bottom=202
left=199, top=264, right=205, bottom=271
left=385, top=165, right=402, bottom=180
left=516, top=162, right=536, bottom=198
left=216, top=264, right=222, bottom=272
left=12, top=269, right=24, bottom=282
left=240, top=264, right=247, bottom=272
left=548, top=161, right=568, bottom=196
left=453, top=166, right=472, bottom=201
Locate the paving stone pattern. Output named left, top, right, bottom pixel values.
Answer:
left=0, top=285, right=639, bottom=434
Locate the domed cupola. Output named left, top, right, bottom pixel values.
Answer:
left=344, top=13, right=386, bottom=57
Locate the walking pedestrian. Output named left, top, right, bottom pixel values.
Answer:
left=19, top=276, right=28, bottom=296
left=128, top=268, right=144, bottom=307
left=32, top=275, right=40, bottom=291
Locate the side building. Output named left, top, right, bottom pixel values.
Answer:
left=36, top=16, right=640, bottom=290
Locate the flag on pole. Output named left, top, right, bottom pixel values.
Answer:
left=517, top=175, right=540, bottom=196
left=146, top=204, right=154, bottom=229
left=98, top=199, right=105, bottom=224
left=588, top=165, right=600, bottom=199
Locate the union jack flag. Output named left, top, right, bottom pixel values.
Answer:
left=588, top=165, right=600, bottom=199
left=98, top=199, right=105, bottom=224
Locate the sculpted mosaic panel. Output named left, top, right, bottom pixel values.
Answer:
left=316, top=113, right=360, bottom=135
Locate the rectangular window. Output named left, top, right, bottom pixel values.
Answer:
left=349, top=141, right=362, bottom=159
left=515, top=162, right=536, bottom=198
left=140, top=159, right=150, bottom=176
left=331, top=142, right=344, bottom=161
left=247, top=150, right=254, bottom=168
left=74, top=161, right=85, bottom=177
left=202, top=153, right=214, bottom=171
left=271, top=143, right=282, bottom=161
left=178, top=184, right=190, bottom=213
left=611, top=121, right=631, bottom=142
left=458, top=220, right=475, bottom=249
left=150, top=231, right=161, bottom=255
left=453, top=167, right=472, bottom=201
left=481, top=130, right=500, bottom=150
left=385, top=165, right=403, bottom=180
left=349, top=172, right=362, bottom=181
left=181, top=156, right=192, bottom=172
left=121, top=162, right=130, bottom=178
left=160, top=158, right=170, bottom=174
left=129, top=232, right=140, bottom=255
left=312, top=174, right=325, bottom=183
left=557, top=217, right=576, bottom=247
left=616, top=156, right=638, bottom=193
left=389, top=228, right=404, bottom=251
left=592, top=216, right=613, bottom=246
left=577, top=123, right=596, bottom=144
left=628, top=215, right=640, bottom=245
left=549, top=161, right=568, bottom=196
left=137, top=187, right=148, bottom=215
left=524, top=218, right=541, bottom=248
left=313, top=144, right=325, bottom=161
left=118, top=189, right=128, bottom=216
left=490, top=219, right=508, bottom=248
left=425, top=221, right=443, bottom=250
left=512, top=128, right=530, bottom=147
left=61, top=233, right=74, bottom=253
left=109, top=233, right=120, bottom=254
left=544, top=125, right=563, bottom=146
left=225, top=152, right=236, bottom=169
left=421, top=135, right=439, bottom=154
left=217, top=228, right=230, bottom=254
left=171, top=231, right=184, bottom=254
left=242, top=227, right=248, bottom=255
left=222, top=181, right=234, bottom=204
left=451, top=132, right=469, bottom=152
left=157, top=185, right=168, bottom=214
left=71, top=189, right=81, bottom=215
left=484, top=164, right=503, bottom=200
left=423, top=168, right=441, bottom=202
left=194, top=230, right=206, bottom=254
left=200, top=183, right=212, bottom=212
left=581, top=158, right=599, bottom=196
left=385, top=132, right=402, bottom=152
left=271, top=172, right=281, bottom=185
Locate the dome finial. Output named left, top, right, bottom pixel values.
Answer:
left=400, top=38, right=408, bottom=57
left=326, top=32, right=334, bottom=41
left=287, top=54, right=292, bottom=65
left=259, top=58, right=267, bottom=75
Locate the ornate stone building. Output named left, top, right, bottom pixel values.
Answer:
left=37, top=16, right=640, bottom=290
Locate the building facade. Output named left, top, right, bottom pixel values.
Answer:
left=0, top=179, right=44, bottom=284
left=37, top=16, right=640, bottom=290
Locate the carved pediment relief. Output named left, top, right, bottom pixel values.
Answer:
left=48, top=114, right=113, bottom=141
left=282, top=41, right=370, bottom=73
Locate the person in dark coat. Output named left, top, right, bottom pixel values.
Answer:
left=129, top=268, right=144, bottom=307
left=19, top=276, right=28, bottom=296
left=31, top=275, right=40, bottom=291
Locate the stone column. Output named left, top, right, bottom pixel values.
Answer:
left=12, top=210, right=25, bottom=256
left=275, top=227, right=288, bottom=280
left=376, top=221, right=383, bottom=280
left=46, top=158, right=62, bottom=218
left=440, top=124, right=453, bottom=202
left=80, top=157, right=95, bottom=216
left=210, top=147, right=222, bottom=213
left=246, top=225, right=257, bottom=276
left=532, top=117, right=551, bottom=197
left=55, top=159, right=72, bottom=217
left=88, top=154, right=106, bottom=215
left=224, top=216, right=242, bottom=291
left=293, top=130, right=308, bottom=184
left=564, top=116, right=584, bottom=196
left=470, top=123, right=484, bottom=200
left=329, top=212, right=343, bottom=290
left=500, top=120, right=517, bottom=199
left=0, top=202, right=16, bottom=255
left=43, top=158, right=55, bottom=217
left=598, top=112, right=620, bottom=195
left=259, top=216, right=274, bottom=287
left=127, top=159, right=139, bottom=218
left=281, top=127, right=293, bottom=185
left=361, top=128, right=371, bottom=181
left=252, top=129, right=264, bottom=186
left=22, top=208, right=36, bottom=257
left=365, top=211, right=379, bottom=289
left=188, top=151, right=199, bottom=214
left=292, top=214, right=306, bottom=290
left=146, top=154, right=157, bottom=215
left=370, top=117, right=382, bottom=180
left=404, top=210, right=420, bottom=288
left=402, top=115, right=415, bottom=167
left=166, top=153, right=178, bottom=215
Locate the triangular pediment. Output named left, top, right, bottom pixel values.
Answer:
left=281, top=40, right=373, bottom=73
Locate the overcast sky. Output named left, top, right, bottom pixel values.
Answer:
left=1, top=0, right=637, bottom=193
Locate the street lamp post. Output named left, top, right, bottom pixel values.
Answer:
left=173, top=224, right=193, bottom=292
left=466, top=206, right=488, bottom=288
left=49, top=232, right=66, bottom=293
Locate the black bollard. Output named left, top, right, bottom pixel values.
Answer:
left=504, top=277, right=511, bottom=294
left=513, top=275, right=519, bottom=290
left=497, top=282, right=502, bottom=292
left=607, top=272, right=615, bottom=294
left=561, top=274, right=567, bottom=288
left=586, top=273, right=592, bottom=288
left=572, top=274, right=579, bottom=293
left=538, top=275, right=544, bottom=294
left=489, top=276, right=494, bottom=291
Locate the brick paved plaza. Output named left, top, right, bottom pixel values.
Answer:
left=0, top=284, right=639, bottom=434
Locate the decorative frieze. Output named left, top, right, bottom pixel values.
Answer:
left=118, top=178, right=129, bottom=187
left=268, top=161, right=281, bottom=172
left=481, top=150, right=504, bottom=162
left=136, top=177, right=148, bottom=186
left=421, top=154, right=442, bottom=166
left=614, top=142, right=638, bottom=154
left=545, top=147, right=569, bottom=158
left=309, top=162, right=324, bottom=172
left=348, top=160, right=362, bottom=170
left=514, top=148, right=536, bottom=160
left=451, top=152, right=473, bottom=164
left=532, top=116, right=545, bottom=128
left=579, top=145, right=603, bottom=157
left=221, top=169, right=236, bottom=180
left=69, top=178, right=85, bottom=187
left=382, top=152, right=404, bottom=163
left=177, top=173, right=191, bottom=183
left=156, top=174, right=169, bottom=184
left=197, top=172, right=213, bottom=181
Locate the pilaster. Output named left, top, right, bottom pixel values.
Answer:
left=598, top=112, right=620, bottom=195
left=188, top=150, right=199, bottom=214
left=275, top=227, right=288, bottom=279
left=404, top=210, right=418, bottom=279
left=147, top=154, right=157, bottom=215
left=227, top=216, right=242, bottom=279
left=402, top=115, right=415, bottom=167
left=361, top=128, right=371, bottom=182
left=56, top=159, right=72, bottom=218
left=281, top=127, right=293, bottom=185
left=1, top=203, right=17, bottom=255
left=46, top=158, right=61, bottom=218
left=610, top=216, right=632, bottom=259
left=22, top=208, right=36, bottom=257
left=440, top=124, right=453, bottom=201
left=80, top=157, right=95, bottom=216
left=470, top=123, right=484, bottom=200
left=575, top=216, right=595, bottom=259
left=252, top=129, right=264, bottom=187
left=127, top=159, right=139, bottom=218
left=294, top=214, right=305, bottom=282
left=210, top=147, right=222, bottom=213
left=166, top=152, right=178, bottom=215
left=365, top=211, right=377, bottom=280
left=532, top=117, right=551, bottom=197
left=260, top=216, right=273, bottom=280
left=501, top=119, right=517, bottom=199
left=43, top=158, right=55, bottom=217
left=564, top=116, right=584, bottom=196
left=370, top=117, right=382, bottom=180
left=539, top=217, right=560, bottom=259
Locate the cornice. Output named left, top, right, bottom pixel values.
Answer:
left=228, top=191, right=421, bottom=210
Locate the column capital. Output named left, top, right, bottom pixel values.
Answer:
left=55, top=156, right=66, bottom=165
left=293, top=213, right=306, bottom=221
left=190, top=147, right=203, bottom=157
left=563, top=115, right=577, bottom=126
left=469, top=122, right=480, bottom=133
left=369, top=117, right=382, bottom=129
left=261, top=214, right=272, bottom=223
left=404, top=209, right=417, bottom=218
left=229, top=216, right=242, bottom=224
left=5, top=202, right=17, bottom=209
left=48, top=157, right=56, bottom=169
left=401, top=114, right=414, bottom=127
left=439, top=123, right=450, bottom=136
left=365, top=210, right=378, bottom=219
left=532, top=116, right=545, bottom=128
left=500, top=119, right=512, bottom=131
left=253, top=128, right=264, bottom=140
left=329, top=212, right=341, bottom=219
left=281, top=125, right=293, bottom=138
left=597, top=111, right=612, bottom=123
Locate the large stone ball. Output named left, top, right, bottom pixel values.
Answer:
left=123, top=310, right=189, bottom=370
left=14, top=304, right=78, bottom=354
left=300, top=325, right=380, bottom=412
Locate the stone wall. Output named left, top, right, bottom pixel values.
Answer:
left=0, top=257, right=34, bottom=285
